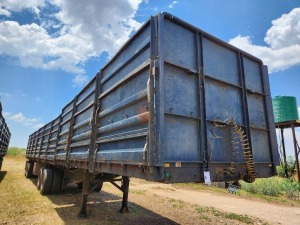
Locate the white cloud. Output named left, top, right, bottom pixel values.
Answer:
left=0, top=21, right=89, bottom=74
left=10, top=112, right=26, bottom=122
left=229, top=8, right=300, bottom=73
left=0, top=8, right=10, bottom=16
left=0, top=92, right=12, bottom=97
left=265, top=8, right=300, bottom=49
left=52, top=0, right=142, bottom=54
left=0, top=91, right=27, bottom=98
left=34, top=123, right=45, bottom=129
left=0, top=0, right=44, bottom=17
left=7, top=112, right=40, bottom=126
left=0, top=0, right=143, bottom=86
left=72, top=74, right=88, bottom=87
left=2, top=112, right=11, bottom=117
left=169, top=1, right=179, bottom=8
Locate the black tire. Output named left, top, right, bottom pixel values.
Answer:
left=92, top=181, right=103, bottom=192
left=40, top=168, right=53, bottom=195
left=77, top=182, right=83, bottom=189
left=25, top=162, right=34, bottom=178
left=24, top=162, right=28, bottom=176
left=0, top=158, right=3, bottom=171
left=77, top=181, right=103, bottom=192
left=51, top=168, right=63, bottom=194
left=37, top=167, right=44, bottom=190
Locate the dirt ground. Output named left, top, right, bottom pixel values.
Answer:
left=1, top=158, right=300, bottom=225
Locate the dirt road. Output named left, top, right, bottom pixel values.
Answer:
left=1, top=157, right=300, bottom=224
left=129, top=181, right=300, bottom=225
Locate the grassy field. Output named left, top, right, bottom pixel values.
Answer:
left=4, top=146, right=300, bottom=206
left=2, top=148, right=298, bottom=224
left=6, top=146, right=26, bottom=158
left=0, top=158, right=64, bottom=224
left=0, top=157, right=267, bottom=225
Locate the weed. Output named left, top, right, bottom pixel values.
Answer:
left=196, top=207, right=208, bottom=213
left=240, top=177, right=282, bottom=196
left=173, top=182, right=227, bottom=194
left=276, top=156, right=296, bottom=178
left=131, top=189, right=147, bottom=195
left=241, top=176, right=300, bottom=202
left=168, top=198, right=177, bottom=203
left=6, top=147, right=26, bottom=158
left=197, top=207, right=254, bottom=224
left=202, top=215, right=212, bottom=222
left=224, top=213, right=253, bottom=224
left=284, top=179, right=300, bottom=200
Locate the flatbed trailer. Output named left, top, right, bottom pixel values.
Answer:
left=25, top=12, right=279, bottom=217
left=0, top=101, right=11, bottom=170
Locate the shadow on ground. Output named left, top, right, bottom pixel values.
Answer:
left=0, top=171, right=7, bottom=183
left=51, top=191, right=178, bottom=225
left=28, top=178, right=178, bottom=225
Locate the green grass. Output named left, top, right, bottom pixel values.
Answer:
left=223, top=212, right=253, bottom=224
left=240, top=177, right=300, bottom=201
left=168, top=198, right=184, bottom=209
left=240, top=177, right=282, bottom=196
left=195, top=207, right=208, bottom=213
left=173, top=182, right=228, bottom=194
left=195, top=207, right=254, bottom=224
left=131, top=189, right=147, bottom=195
left=0, top=158, right=60, bottom=224
left=238, top=177, right=300, bottom=205
left=6, top=147, right=26, bottom=157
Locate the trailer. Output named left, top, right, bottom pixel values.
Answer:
left=25, top=12, right=279, bottom=217
left=0, top=101, right=11, bottom=170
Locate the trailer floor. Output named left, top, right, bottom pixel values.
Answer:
left=1, top=157, right=299, bottom=225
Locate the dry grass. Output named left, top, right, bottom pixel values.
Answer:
left=0, top=158, right=64, bottom=224
left=0, top=158, right=267, bottom=225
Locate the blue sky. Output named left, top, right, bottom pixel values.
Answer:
left=0, top=0, right=299, bottom=157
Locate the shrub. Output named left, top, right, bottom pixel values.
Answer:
left=7, top=147, right=26, bottom=157
left=276, top=165, right=285, bottom=178
left=276, top=156, right=296, bottom=178
left=284, top=179, right=300, bottom=200
left=240, top=177, right=282, bottom=196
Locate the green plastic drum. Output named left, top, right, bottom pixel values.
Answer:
left=273, top=96, right=299, bottom=123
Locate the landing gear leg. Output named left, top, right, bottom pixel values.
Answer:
left=78, top=170, right=91, bottom=218
left=119, top=176, right=130, bottom=213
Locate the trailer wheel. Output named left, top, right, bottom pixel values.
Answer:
left=25, top=162, right=34, bottom=178
left=91, top=181, right=103, bottom=192
left=51, top=168, right=63, bottom=194
left=40, top=168, right=53, bottom=195
left=0, top=158, right=3, bottom=171
left=37, top=167, right=44, bottom=190
left=77, top=182, right=83, bottom=189
left=77, top=181, right=103, bottom=192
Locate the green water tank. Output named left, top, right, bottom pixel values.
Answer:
left=273, top=96, right=299, bottom=123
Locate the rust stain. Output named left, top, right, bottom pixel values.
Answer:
left=137, top=112, right=149, bottom=122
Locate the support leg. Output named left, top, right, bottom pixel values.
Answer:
left=291, top=124, right=300, bottom=182
left=280, top=128, right=288, bottom=177
left=78, top=170, right=91, bottom=218
left=119, top=176, right=130, bottom=213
